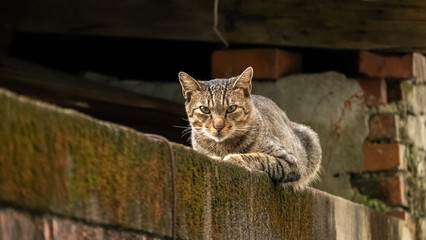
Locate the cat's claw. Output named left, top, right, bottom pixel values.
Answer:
left=210, top=155, right=222, bottom=160
left=223, top=154, right=251, bottom=171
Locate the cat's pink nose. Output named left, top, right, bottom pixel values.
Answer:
left=213, top=118, right=225, bottom=132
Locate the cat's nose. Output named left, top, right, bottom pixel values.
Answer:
left=213, top=117, right=225, bottom=132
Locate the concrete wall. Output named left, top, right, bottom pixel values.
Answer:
left=109, top=64, right=426, bottom=238
left=0, top=88, right=412, bottom=239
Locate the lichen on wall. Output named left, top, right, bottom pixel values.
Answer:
left=0, top=87, right=412, bottom=239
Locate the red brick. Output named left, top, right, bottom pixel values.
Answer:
left=413, top=53, right=426, bottom=83
left=380, top=175, right=408, bottom=207
left=367, top=114, right=399, bottom=141
left=352, top=175, right=408, bottom=208
left=360, top=51, right=426, bottom=83
left=359, top=51, right=414, bottom=79
left=357, top=78, right=387, bottom=106
left=211, top=48, right=302, bottom=79
left=387, top=209, right=409, bottom=221
left=362, top=143, right=405, bottom=171
left=385, top=79, right=402, bottom=102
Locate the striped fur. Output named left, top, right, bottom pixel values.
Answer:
left=178, top=67, right=322, bottom=189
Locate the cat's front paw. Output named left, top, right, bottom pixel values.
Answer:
left=223, top=154, right=251, bottom=171
left=210, top=155, right=222, bottom=160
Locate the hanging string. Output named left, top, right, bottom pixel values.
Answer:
left=213, top=0, right=229, bottom=48
left=144, top=133, right=177, bottom=240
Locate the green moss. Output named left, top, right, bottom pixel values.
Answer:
left=406, top=142, right=419, bottom=173
left=0, top=97, right=69, bottom=209
left=0, top=89, right=407, bottom=239
left=365, top=199, right=391, bottom=212
left=174, top=148, right=210, bottom=237
left=0, top=90, right=176, bottom=234
left=353, top=191, right=391, bottom=212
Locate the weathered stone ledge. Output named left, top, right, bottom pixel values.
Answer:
left=0, top=88, right=411, bottom=239
left=0, top=207, right=155, bottom=240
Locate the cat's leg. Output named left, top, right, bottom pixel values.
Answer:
left=210, top=155, right=222, bottom=160
left=223, top=152, right=301, bottom=183
left=291, top=124, right=322, bottom=186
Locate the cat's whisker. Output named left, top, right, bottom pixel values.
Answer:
left=181, top=130, right=191, bottom=137
left=232, top=127, right=251, bottom=134
left=181, top=126, right=203, bottom=138
left=233, top=128, right=249, bottom=132
left=173, top=125, right=191, bottom=129
left=233, top=126, right=250, bottom=130
left=178, top=67, right=321, bottom=189
left=235, top=126, right=251, bottom=129
left=182, top=128, right=194, bottom=136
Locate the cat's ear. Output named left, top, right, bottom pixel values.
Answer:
left=179, top=71, right=202, bottom=100
left=232, top=67, right=253, bottom=95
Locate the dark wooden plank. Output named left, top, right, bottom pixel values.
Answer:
left=0, top=56, right=189, bottom=144
left=0, top=56, right=185, bottom=117
left=0, top=0, right=26, bottom=55
left=12, top=0, right=426, bottom=52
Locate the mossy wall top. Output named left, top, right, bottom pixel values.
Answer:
left=0, top=88, right=411, bottom=239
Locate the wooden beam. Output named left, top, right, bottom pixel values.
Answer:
left=0, top=56, right=185, bottom=117
left=0, top=56, right=189, bottom=144
left=0, top=0, right=26, bottom=55
left=12, top=0, right=426, bottom=52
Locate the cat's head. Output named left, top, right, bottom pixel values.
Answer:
left=178, top=67, right=254, bottom=142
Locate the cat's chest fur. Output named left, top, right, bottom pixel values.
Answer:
left=179, top=67, right=322, bottom=188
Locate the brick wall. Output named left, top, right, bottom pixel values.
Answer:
left=0, top=88, right=413, bottom=239
left=211, top=49, right=426, bottom=239
left=356, top=51, right=426, bottom=238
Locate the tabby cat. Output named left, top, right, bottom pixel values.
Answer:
left=178, top=67, right=322, bottom=188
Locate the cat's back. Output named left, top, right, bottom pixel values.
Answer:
left=252, top=94, right=290, bottom=123
left=251, top=94, right=297, bottom=144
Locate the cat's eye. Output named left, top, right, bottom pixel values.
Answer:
left=200, top=106, right=211, bottom=114
left=227, top=105, right=237, bottom=113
